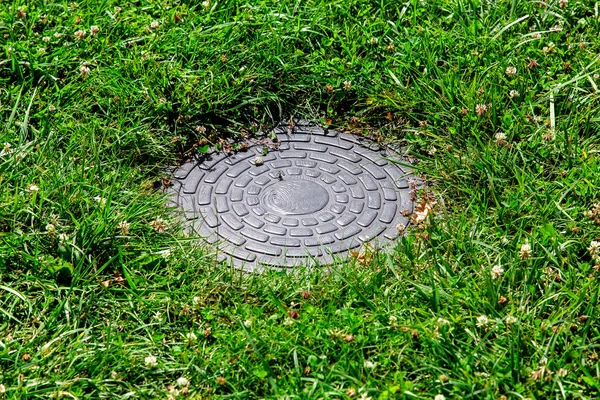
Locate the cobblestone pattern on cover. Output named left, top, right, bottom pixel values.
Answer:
left=168, top=121, right=414, bottom=270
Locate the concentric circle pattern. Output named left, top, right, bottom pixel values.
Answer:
left=168, top=121, right=414, bottom=270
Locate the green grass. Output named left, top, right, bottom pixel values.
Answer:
left=2, top=0, right=600, bottom=398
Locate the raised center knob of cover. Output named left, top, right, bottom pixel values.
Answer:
left=262, top=179, right=329, bottom=215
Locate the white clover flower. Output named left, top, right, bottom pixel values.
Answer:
left=475, top=103, right=487, bottom=116
left=519, top=242, right=532, bottom=259
left=46, top=223, right=56, bottom=235
left=363, top=360, right=375, bottom=369
left=494, top=132, right=507, bottom=145
left=42, top=36, right=51, bottom=42
left=150, top=20, right=160, bottom=29
left=74, top=30, right=86, bottom=40
left=58, top=233, right=69, bottom=243
left=27, top=184, right=40, bottom=193
left=505, top=315, right=517, bottom=325
left=476, top=315, right=490, bottom=328
left=202, top=0, right=211, bottom=9
left=505, top=66, right=517, bottom=77
left=434, top=395, right=446, bottom=400
left=176, top=377, right=189, bottom=387
left=150, top=217, right=167, bottom=233
left=185, top=332, right=197, bottom=341
left=118, top=221, right=130, bottom=235
left=370, top=37, right=378, bottom=45
left=90, top=25, right=99, bottom=35
left=437, top=318, right=450, bottom=326
left=343, top=80, right=351, bottom=91
left=80, top=65, right=91, bottom=77
left=588, top=241, right=600, bottom=259
left=491, top=265, right=504, bottom=279
left=0, top=383, right=5, bottom=393
left=244, top=319, right=252, bottom=328
left=509, top=89, right=520, bottom=99
left=144, top=354, right=158, bottom=367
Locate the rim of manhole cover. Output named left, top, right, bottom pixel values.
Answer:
left=167, top=119, right=416, bottom=271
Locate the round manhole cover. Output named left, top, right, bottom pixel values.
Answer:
left=168, top=120, right=415, bottom=270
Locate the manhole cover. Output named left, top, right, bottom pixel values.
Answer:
left=168, top=120, right=415, bottom=270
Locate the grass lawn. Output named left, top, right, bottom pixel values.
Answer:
left=2, top=0, right=600, bottom=398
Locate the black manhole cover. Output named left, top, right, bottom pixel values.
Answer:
left=168, top=120, right=415, bottom=270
